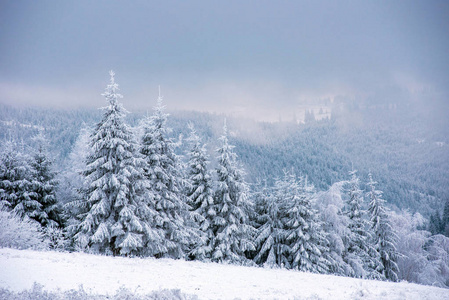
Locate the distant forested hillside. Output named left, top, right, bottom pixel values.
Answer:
left=0, top=100, right=447, bottom=215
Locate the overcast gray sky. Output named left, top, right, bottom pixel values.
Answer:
left=0, top=0, right=448, bottom=120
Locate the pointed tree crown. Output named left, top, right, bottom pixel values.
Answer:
left=101, top=70, right=123, bottom=105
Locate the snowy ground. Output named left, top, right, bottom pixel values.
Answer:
left=0, top=248, right=447, bottom=299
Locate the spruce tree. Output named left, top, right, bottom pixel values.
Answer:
left=29, top=134, right=62, bottom=228
left=211, top=120, right=255, bottom=264
left=140, top=92, right=196, bottom=259
left=185, top=124, right=214, bottom=260
left=0, top=141, right=37, bottom=219
left=367, top=172, right=399, bottom=281
left=74, top=71, right=148, bottom=256
left=253, top=178, right=288, bottom=268
left=283, top=172, right=330, bottom=273
left=344, top=170, right=382, bottom=279
left=315, top=181, right=353, bottom=276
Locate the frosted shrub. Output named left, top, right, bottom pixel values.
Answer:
left=44, top=224, right=69, bottom=251
left=0, top=209, right=48, bottom=250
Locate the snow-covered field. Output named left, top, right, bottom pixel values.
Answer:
left=0, top=248, right=447, bottom=299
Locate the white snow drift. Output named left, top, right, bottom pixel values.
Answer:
left=0, top=248, right=448, bottom=299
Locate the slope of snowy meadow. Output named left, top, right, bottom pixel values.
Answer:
left=0, top=248, right=447, bottom=300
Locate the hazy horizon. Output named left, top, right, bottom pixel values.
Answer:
left=1, top=1, right=448, bottom=121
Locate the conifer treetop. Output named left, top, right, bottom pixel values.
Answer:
left=154, top=86, right=168, bottom=119
left=101, top=70, right=123, bottom=105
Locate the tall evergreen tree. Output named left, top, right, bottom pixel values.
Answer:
left=315, top=181, right=353, bottom=276
left=29, top=133, right=62, bottom=228
left=253, top=177, right=288, bottom=268
left=283, top=172, right=331, bottom=273
left=185, top=124, right=214, bottom=260
left=74, top=71, right=148, bottom=256
left=140, top=92, right=196, bottom=259
left=0, top=141, right=37, bottom=219
left=211, top=120, right=255, bottom=264
left=344, top=170, right=382, bottom=279
left=367, top=172, right=399, bottom=281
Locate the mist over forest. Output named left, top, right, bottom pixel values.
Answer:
left=1, top=86, right=447, bottom=215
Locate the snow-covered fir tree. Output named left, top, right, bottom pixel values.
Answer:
left=74, top=71, right=149, bottom=256
left=315, top=181, right=353, bottom=276
left=140, top=91, right=197, bottom=259
left=282, top=171, right=331, bottom=273
left=252, top=178, right=288, bottom=268
left=185, top=124, right=214, bottom=260
left=367, top=172, right=399, bottom=282
left=0, top=141, right=38, bottom=220
left=211, top=120, right=255, bottom=264
left=29, top=133, right=62, bottom=228
left=344, top=170, right=382, bottom=279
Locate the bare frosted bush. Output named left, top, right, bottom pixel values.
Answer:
left=43, top=224, right=69, bottom=251
left=0, top=210, right=48, bottom=250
